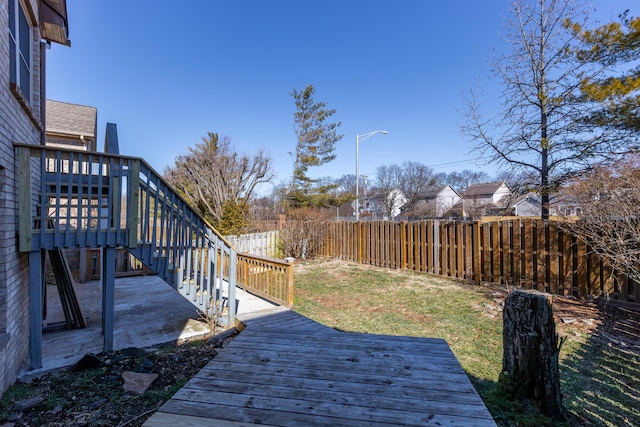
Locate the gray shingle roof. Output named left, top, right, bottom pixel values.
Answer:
left=463, top=181, right=507, bottom=198
left=46, top=100, right=97, bottom=137
left=417, top=185, right=447, bottom=199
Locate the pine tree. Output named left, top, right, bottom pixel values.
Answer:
left=570, top=13, right=640, bottom=134
left=288, top=84, right=343, bottom=208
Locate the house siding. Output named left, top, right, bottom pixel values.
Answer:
left=492, top=183, right=510, bottom=204
left=0, top=0, right=44, bottom=394
left=436, top=186, right=460, bottom=217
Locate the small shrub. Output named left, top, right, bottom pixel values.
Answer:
left=280, top=208, right=332, bottom=259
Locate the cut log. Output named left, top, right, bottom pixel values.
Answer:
left=502, top=289, right=566, bottom=420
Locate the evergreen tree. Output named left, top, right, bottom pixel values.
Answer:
left=569, top=13, right=640, bottom=135
left=288, top=84, right=343, bottom=208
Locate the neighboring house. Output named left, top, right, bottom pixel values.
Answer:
left=549, top=193, right=583, bottom=217
left=385, top=188, right=407, bottom=218
left=404, top=185, right=460, bottom=218
left=447, top=181, right=512, bottom=218
left=368, top=188, right=407, bottom=219
left=45, top=99, right=97, bottom=151
left=1, top=0, right=70, bottom=394
left=510, top=191, right=583, bottom=217
left=510, top=193, right=542, bottom=217
left=463, top=181, right=511, bottom=205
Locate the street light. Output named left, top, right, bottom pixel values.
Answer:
left=356, top=130, right=388, bottom=221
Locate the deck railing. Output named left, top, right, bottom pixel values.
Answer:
left=16, top=142, right=292, bottom=315
left=237, top=253, right=294, bottom=307
left=133, top=159, right=238, bottom=319
left=15, top=143, right=237, bottom=322
left=15, top=144, right=134, bottom=250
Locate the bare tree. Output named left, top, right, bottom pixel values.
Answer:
left=335, top=174, right=357, bottom=195
left=444, top=169, right=489, bottom=193
left=462, top=0, right=620, bottom=220
left=250, top=196, right=277, bottom=223
left=164, top=132, right=273, bottom=231
left=399, top=161, right=436, bottom=212
left=559, top=154, right=640, bottom=287
left=375, top=164, right=404, bottom=218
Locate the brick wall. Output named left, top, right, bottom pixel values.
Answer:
left=0, top=0, right=45, bottom=394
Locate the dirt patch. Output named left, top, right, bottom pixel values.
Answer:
left=0, top=333, right=236, bottom=427
left=476, top=283, right=640, bottom=355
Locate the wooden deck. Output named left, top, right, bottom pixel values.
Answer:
left=144, top=307, right=496, bottom=426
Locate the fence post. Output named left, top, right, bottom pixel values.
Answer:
left=357, top=221, right=363, bottom=264
left=433, top=220, right=440, bottom=276
left=400, top=221, right=408, bottom=269
left=473, top=221, right=481, bottom=285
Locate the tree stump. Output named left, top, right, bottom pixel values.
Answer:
left=502, top=289, right=566, bottom=420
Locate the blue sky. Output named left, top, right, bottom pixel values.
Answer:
left=46, top=1, right=637, bottom=192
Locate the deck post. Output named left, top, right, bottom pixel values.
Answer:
left=17, top=146, right=32, bottom=252
left=227, top=248, right=237, bottom=326
left=127, top=159, right=140, bottom=248
left=287, top=261, right=294, bottom=306
left=101, top=247, right=116, bottom=351
left=29, top=250, right=45, bottom=369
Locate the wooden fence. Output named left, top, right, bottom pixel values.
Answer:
left=325, top=219, right=638, bottom=303
left=226, top=231, right=281, bottom=258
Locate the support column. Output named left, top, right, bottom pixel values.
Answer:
left=227, top=249, right=237, bottom=327
left=29, top=250, right=45, bottom=369
left=101, top=247, right=116, bottom=352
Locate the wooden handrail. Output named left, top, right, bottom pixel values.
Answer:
left=237, top=253, right=294, bottom=307
left=15, top=142, right=293, bottom=314
left=13, top=143, right=235, bottom=249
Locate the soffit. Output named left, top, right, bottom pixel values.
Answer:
left=40, top=0, right=70, bottom=46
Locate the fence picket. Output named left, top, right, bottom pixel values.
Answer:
left=325, top=219, right=635, bottom=302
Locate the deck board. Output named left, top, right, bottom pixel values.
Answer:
left=144, top=308, right=496, bottom=426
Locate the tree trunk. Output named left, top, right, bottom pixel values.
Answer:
left=502, top=289, right=566, bottom=420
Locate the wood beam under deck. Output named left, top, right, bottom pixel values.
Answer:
left=28, top=250, right=45, bottom=369
left=101, top=247, right=116, bottom=352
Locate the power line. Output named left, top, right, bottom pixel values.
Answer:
left=427, top=159, right=482, bottom=169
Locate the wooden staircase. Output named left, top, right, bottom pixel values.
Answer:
left=15, top=124, right=240, bottom=368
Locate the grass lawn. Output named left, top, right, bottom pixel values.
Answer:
left=292, top=259, right=640, bottom=427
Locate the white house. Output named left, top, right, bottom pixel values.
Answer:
left=463, top=181, right=511, bottom=205
left=446, top=181, right=512, bottom=218
left=386, top=188, right=408, bottom=218
left=366, top=188, right=408, bottom=219
left=511, top=193, right=542, bottom=216
left=405, top=185, right=461, bottom=218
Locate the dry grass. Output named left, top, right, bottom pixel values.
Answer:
left=292, top=258, right=640, bottom=427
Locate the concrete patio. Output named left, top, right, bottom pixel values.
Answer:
left=20, top=275, right=276, bottom=376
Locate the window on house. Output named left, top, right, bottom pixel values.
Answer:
left=8, top=0, right=33, bottom=102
